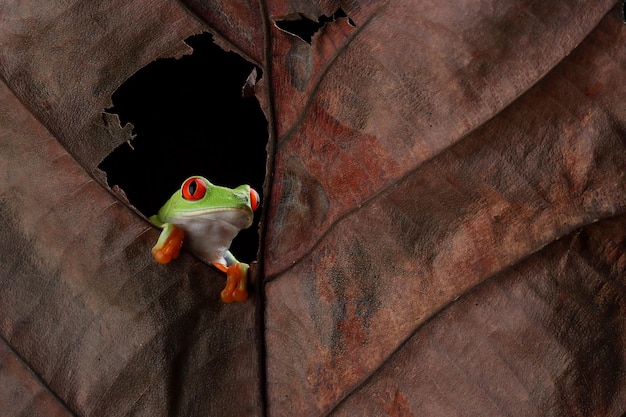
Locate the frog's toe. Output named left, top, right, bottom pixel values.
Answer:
left=232, top=281, right=248, bottom=302
left=151, top=226, right=184, bottom=264
left=152, top=240, right=180, bottom=263
left=152, top=247, right=171, bottom=264
left=220, top=263, right=249, bottom=303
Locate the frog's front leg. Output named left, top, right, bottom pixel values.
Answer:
left=151, top=223, right=184, bottom=264
left=214, top=254, right=249, bottom=303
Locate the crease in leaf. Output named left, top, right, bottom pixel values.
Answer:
left=98, top=32, right=268, bottom=263
left=265, top=0, right=623, bottom=278
left=0, top=336, right=76, bottom=416
left=348, top=214, right=626, bottom=414
left=274, top=7, right=356, bottom=44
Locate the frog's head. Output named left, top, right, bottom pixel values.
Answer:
left=157, top=176, right=260, bottom=230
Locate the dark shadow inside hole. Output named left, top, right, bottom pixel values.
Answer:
left=274, top=7, right=355, bottom=44
left=99, top=32, right=267, bottom=263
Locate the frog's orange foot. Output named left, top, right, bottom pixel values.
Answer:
left=218, top=263, right=249, bottom=303
left=151, top=226, right=184, bottom=264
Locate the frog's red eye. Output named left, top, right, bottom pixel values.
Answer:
left=250, top=188, right=260, bottom=211
left=181, top=177, right=207, bottom=201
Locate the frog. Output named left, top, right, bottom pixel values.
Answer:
left=149, top=176, right=260, bottom=303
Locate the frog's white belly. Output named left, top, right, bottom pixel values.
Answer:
left=170, top=210, right=251, bottom=265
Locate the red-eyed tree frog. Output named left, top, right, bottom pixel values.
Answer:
left=149, top=176, right=260, bottom=303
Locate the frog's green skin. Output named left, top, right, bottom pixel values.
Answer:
left=150, top=176, right=259, bottom=302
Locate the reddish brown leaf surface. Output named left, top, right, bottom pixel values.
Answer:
left=261, top=1, right=626, bottom=415
left=1, top=1, right=626, bottom=416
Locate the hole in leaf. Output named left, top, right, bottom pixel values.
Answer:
left=99, top=32, right=267, bottom=263
left=274, top=7, right=355, bottom=44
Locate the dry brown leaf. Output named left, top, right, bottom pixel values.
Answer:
left=1, top=1, right=625, bottom=416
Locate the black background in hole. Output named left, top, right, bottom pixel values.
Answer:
left=99, top=32, right=267, bottom=263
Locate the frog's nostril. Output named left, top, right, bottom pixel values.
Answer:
left=250, top=188, right=260, bottom=211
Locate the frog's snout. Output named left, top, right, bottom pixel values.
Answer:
left=250, top=188, right=260, bottom=211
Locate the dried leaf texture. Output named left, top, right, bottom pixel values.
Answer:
left=0, top=0, right=205, bottom=168
left=0, top=340, right=74, bottom=417
left=0, top=1, right=261, bottom=416
left=264, top=3, right=626, bottom=416
left=0, top=78, right=261, bottom=416
left=1, top=0, right=625, bottom=416
left=332, top=215, right=626, bottom=416
left=264, top=0, right=617, bottom=274
left=180, top=0, right=265, bottom=63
